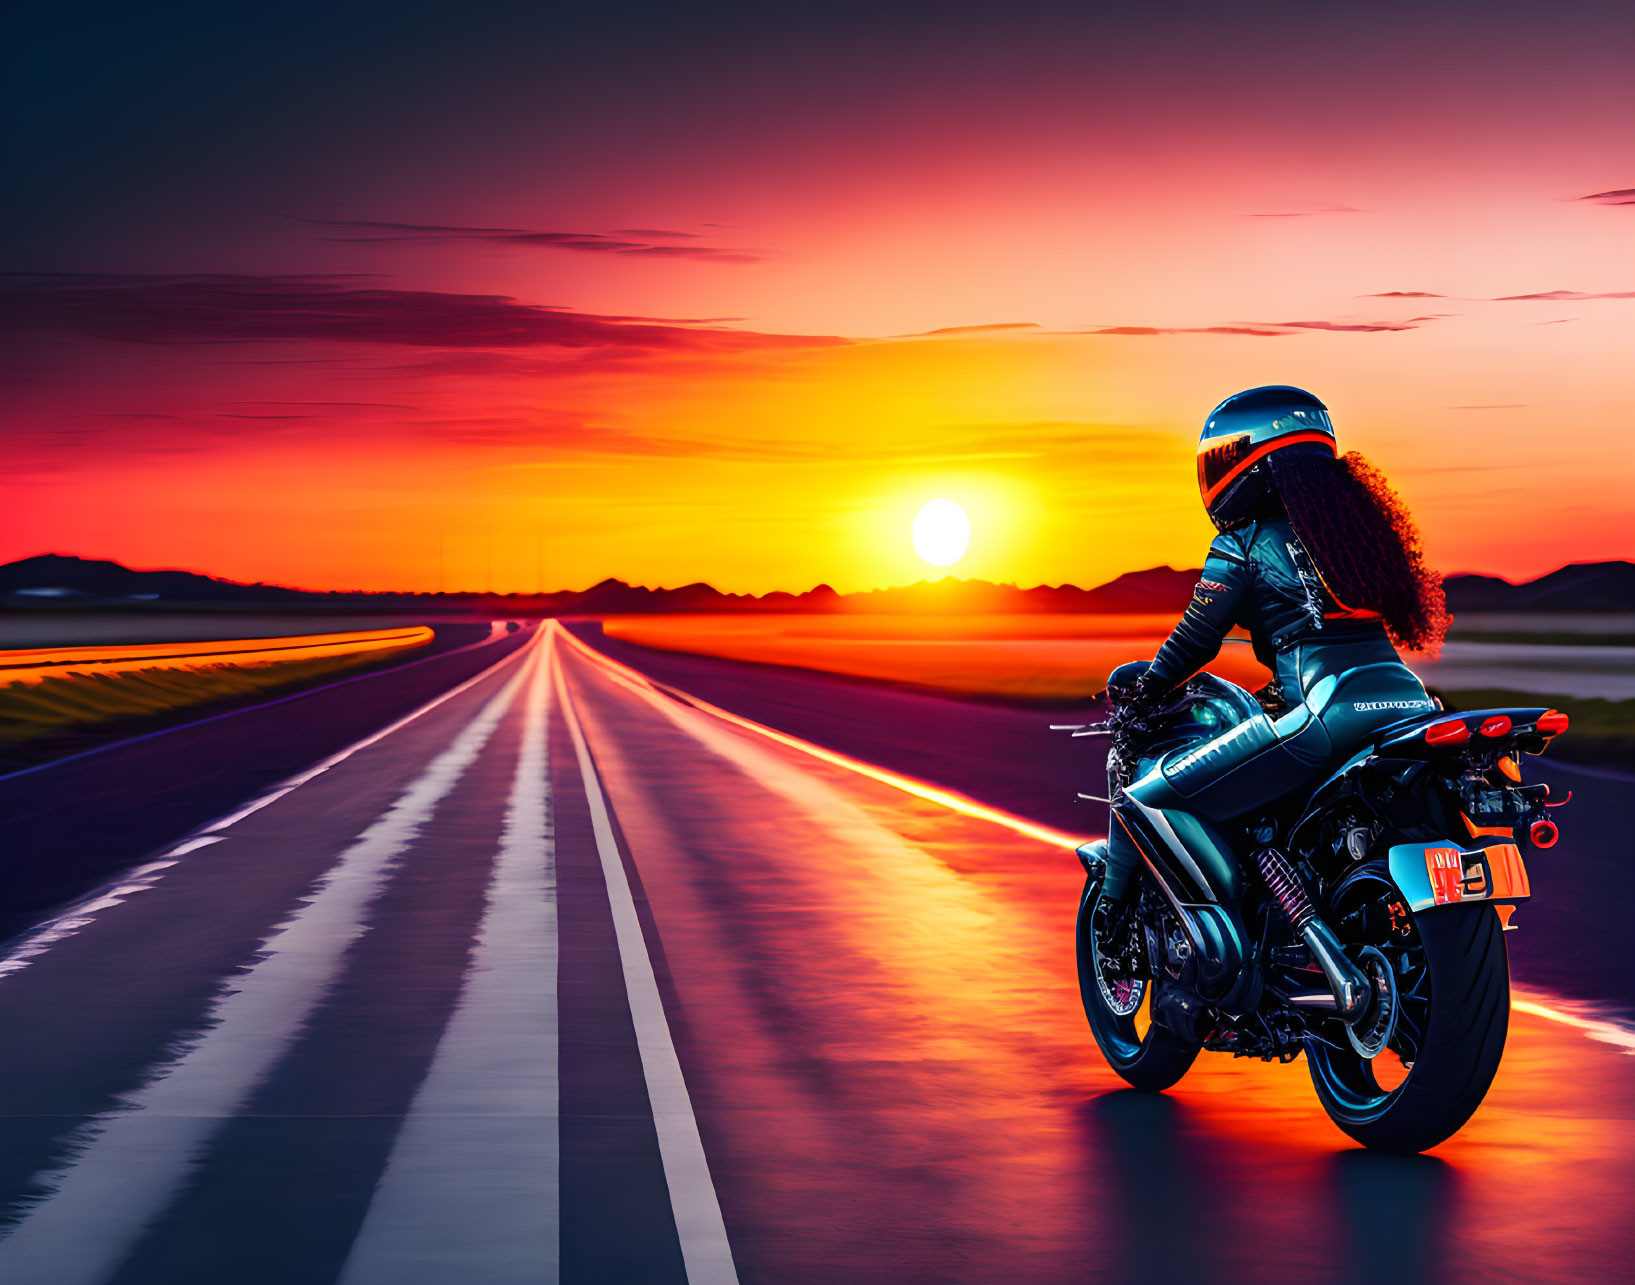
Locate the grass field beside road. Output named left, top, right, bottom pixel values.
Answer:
left=0, top=626, right=435, bottom=755
left=602, top=613, right=1635, bottom=768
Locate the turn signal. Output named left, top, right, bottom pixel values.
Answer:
left=1497, top=755, right=1522, bottom=782
left=1479, top=715, right=1512, bottom=738
left=1536, top=710, right=1569, bottom=736
left=1425, top=719, right=1471, bottom=746
left=1529, top=819, right=1559, bottom=849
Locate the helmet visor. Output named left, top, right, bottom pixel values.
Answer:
left=1197, top=433, right=1255, bottom=504
left=1197, top=423, right=1336, bottom=508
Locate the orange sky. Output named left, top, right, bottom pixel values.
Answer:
left=5, top=4, right=1632, bottom=593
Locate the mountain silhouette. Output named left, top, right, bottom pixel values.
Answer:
left=3, top=553, right=1631, bottom=614
left=1440, top=561, right=1635, bottom=613
left=0, top=554, right=306, bottom=603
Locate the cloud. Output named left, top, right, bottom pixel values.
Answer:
left=1368, top=288, right=1632, bottom=302
left=0, top=273, right=845, bottom=353
left=235, top=400, right=423, bottom=410
left=1081, top=325, right=1292, bottom=337
left=1574, top=188, right=1635, bottom=207
left=1248, top=203, right=1363, bottom=219
left=1076, top=317, right=1424, bottom=337
left=894, top=322, right=1042, bottom=338
left=1273, top=319, right=1419, bottom=332
left=1489, top=289, right=1635, bottom=301
left=295, top=217, right=761, bottom=263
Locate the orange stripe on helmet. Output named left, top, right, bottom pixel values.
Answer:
left=1197, top=429, right=1336, bottom=507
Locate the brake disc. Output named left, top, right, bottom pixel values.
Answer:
left=1346, top=945, right=1399, bottom=1059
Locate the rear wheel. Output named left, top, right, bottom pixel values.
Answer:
left=1076, top=878, right=1200, bottom=1091
left=1308, top=901, right=1508, bottom=1152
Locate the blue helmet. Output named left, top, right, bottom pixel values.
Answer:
left=1197, top=385, right=1337, bottom=530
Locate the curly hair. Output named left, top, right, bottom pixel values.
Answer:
left=1267, top=449, right=1449, bottom=653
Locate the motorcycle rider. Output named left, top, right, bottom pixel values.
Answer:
left=1092, top=387, right=1448, bottom=934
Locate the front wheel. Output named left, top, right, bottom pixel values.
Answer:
left=1076, top=878, right=1200, bottom=1091
left=1308, top=902, right=1509, bottom=1152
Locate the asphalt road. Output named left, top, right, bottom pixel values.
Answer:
left=0, top=622, right=1629, bottom=1282
left=572, top=621, right=1633, bottom=1015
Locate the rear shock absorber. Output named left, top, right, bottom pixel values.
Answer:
left=1255, top=847, right=1315, bottom=929
left=1254, top=847, right=1370, bottom=1021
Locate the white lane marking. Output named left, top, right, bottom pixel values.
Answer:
left=555, top=625, right=1087, bottom=849
left=0, top=639, right=537, bottom=1285
left=1513, top=992, right=1635, bottom=1054
left=340, top=641, right=559, bottom=1285
left=0, top=841, right=220, bottom=982
left=0, top=628, right=535, bottom=988
left=550, top=624, right=740, bottom=1285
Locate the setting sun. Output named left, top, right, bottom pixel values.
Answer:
left=912, top=499, right=971, bottom=569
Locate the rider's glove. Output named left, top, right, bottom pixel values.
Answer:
left=1113, top=669, right=1166, bottom=717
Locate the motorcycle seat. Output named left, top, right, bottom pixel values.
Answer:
left=1145, top=663, right=1431, bottom=822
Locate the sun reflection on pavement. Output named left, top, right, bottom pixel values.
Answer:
left=556, top=623, right=1635, bottom=1281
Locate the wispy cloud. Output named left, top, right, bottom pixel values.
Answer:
left=1489, top=289, right=1635, bottom=301
left=893, top=322, right=1041, bottom=338
left=1077, top=317, right=1424, bottom=337
left=294, top=217, right=761, bottom=263
left=1270, top=319, right=1418, bottom=332
left=234, top=399, right=423, bottom=410
left=1574, top=188, right=1635, bottom=207
left=1081, top=324, right=1291, bottom=337
left=1367, top=288, right=1633, bottom=302
left=0, top=273, right=844, bottom=352
left=1248, top=202, right=1363, bottom=219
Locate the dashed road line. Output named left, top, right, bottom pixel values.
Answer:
left=0, top=638, right=536, bottom=1284
left=340, top=640, right=560, bottom=1285
left=0, top=628, right=534, bottom=988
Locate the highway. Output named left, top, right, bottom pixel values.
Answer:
left=0, top=621, right=1630, bottom=1282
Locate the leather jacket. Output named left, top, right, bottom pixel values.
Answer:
left=1145, top=517, right=1400, bottom=701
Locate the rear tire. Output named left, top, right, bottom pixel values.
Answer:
left=1308, top=903, right=1509, bottom=1152
left=1076, top=878, right=1200, bottom=1091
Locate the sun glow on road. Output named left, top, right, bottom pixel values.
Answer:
left=912, top=499, right=971, bottom=568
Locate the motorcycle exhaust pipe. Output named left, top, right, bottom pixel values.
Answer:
left=1300, top=920, right=1371, bottom=1021
left=1255, top=848, right=1371, bottom=1022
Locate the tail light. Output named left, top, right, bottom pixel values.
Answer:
left=1425, top=719, right=1471, bottom=746
left=1529, top=819, right=1559, bottom=848
left=1479, top=715, right=1512, bottom=738
left=1536, top=710, right=1569, bottom=736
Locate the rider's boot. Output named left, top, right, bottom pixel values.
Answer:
left=1079, top=829, right=1141, bottom=947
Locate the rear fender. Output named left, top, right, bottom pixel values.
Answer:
left=1387, top=839, right=1531, bottom=927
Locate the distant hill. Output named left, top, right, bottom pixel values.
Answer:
left=0, top=554, right=308, bottom=603
left=835, top=567, right=1200, bottom=614
left=1442, top=562, right=1635, bottom=613
left=3, top=553, right=1631, bottom=615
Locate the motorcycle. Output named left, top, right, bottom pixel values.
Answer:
left=1058, top=672, right=1569, bottom=1152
